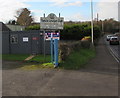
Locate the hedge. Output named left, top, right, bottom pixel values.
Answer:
left=60, top=24, right=101, bottom=40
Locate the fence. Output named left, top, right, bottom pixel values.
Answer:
left=2, top=30, right=51, bottom=55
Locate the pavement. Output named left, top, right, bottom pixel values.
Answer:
left=2, top=37, right=119, bottom=96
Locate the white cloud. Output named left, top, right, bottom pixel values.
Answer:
left=49, top=0, right=83, bottom=7
left=97, top=0, right=119, bottom=2
left=96, top=2, right=118, bottom=20
left=0, top=0, right=30, bottom=23
left=19, top=0, right=120, bottom=3
left=31, top=9, right=45, bottom=22
left=65, top=13, right=89, bottom=21
left=67, top=1, right=82, bottom=7
left=31, top=9, right=44, bottom=14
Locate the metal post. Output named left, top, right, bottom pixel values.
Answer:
left=91, top=0, right=94, bottom=45
left=54, top=39, right=58, bottom=67
left=43, top=30, right=46, bottom=62
left=51, top=33, right=53, bottom=63
left=102, top=21, right=104, bottom=34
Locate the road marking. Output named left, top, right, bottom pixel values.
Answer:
left=109, top=47, right=119, bottom=63
left=104, top=36, right=120, bottom=63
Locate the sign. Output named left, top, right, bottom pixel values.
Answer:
left=32, top=37, right=39, bottom=40
left=40, top=13, right=64, bottom=30
left=45, top=32, right=60, bottom=40
left=23, top=37, right=28, bottom=42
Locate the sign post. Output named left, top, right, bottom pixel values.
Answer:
left=43, top=30, right=46, bottom=62
left=54, top=39, right=58, bottom=67
left=51, top=33, right=53, bottom=63
left=40, top=13, right=64, bottom=67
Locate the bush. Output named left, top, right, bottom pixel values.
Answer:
left=81, top=40, right=91, bottom=48
left=59, top=41, right=81, bottom=61
left=60, top=24, right=101, bottom=40
left=25, top=25, right=40, bottom=30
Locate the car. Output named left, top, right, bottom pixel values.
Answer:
left=106, top=35, right=113, bottom=41
left=109, top=36, right=119, bottom=45
left=114, top=32, right=120, bottom=37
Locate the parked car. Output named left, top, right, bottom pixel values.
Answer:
left=109, top=36, right=119, bottom=45
left=114, top=32, right=120, bottom=37
left=106, top=35, right=113, bottom=41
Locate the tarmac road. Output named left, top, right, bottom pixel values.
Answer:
left=2, top=37, right=119, bottom=96
left=105, top=35, right=120, bottom=62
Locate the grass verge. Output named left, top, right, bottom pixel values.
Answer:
left=59, top=48, right=96, bottom=70
left=20, top=63, right=54, bottom=70
left=29, top=55, right=51, bottom=63
left=2, top=49, right=96, bottom=70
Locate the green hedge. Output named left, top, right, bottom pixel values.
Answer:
left=25, top=25, right=40, bottom=30
left=60, top=24, right=101, bottom=40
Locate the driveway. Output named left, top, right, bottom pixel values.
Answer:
left=2, top=37, right=119, bottom=96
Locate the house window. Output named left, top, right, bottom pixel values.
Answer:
left=10, top=35, right=18, bottom=44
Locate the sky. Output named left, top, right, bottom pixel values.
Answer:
left=0, top=0, right=119, bottom=23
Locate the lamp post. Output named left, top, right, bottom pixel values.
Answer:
left=91, top=0, right=94, bottom=45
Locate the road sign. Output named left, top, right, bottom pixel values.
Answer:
left=45, top=32, right=60, bottom=40
left=40, top=13, right=64, bottom=30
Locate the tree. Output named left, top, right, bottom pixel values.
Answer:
left=7, top=20, right=16, bottom=25
left=96, top=18, right=119, bottom=34
left=15, top=8, right=34, bottom=26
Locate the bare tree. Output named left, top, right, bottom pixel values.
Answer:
left=15, top=8, right=34, bottom=26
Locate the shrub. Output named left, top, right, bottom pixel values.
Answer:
left=60, top=24, right=101, bottom=40
left=59, top=41, right=81, bottom=61
left=81, top=40, right=91, bottom=48
left=25, top=25, right=40, bottom=30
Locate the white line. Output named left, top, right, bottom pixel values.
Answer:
left=109, top=46, right=120, bottom=63
left=104, top=37, right=120, bottom=63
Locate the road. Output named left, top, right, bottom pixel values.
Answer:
left=2, top=37, right=119, bottom=96
left=105, top=35, right=120, bottom=62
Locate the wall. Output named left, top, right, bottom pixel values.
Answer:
left=2, top=31, right=10, bottom=54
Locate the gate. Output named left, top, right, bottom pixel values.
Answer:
left=31, top=34, right=40, bottom=54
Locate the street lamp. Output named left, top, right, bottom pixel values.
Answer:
left=91, top=0, right=94, bottom=45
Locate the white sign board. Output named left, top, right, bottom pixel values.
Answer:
left=23, top=37, right=28, bottom=42
left=40, top=13, right=64, bottom=30
left=45, top=32, right=60, bottom=40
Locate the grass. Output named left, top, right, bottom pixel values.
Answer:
left=20, top=63, right=54, bottom=70
left=0, top=54, right=2, bottom=60
left=59, top=48, right=96, bottom=70
left=2, top=49, right=96, bottom=70
left=29, top=55, right=51, bottom=63
left=2, top=54, right=52, bottom=70
left=2, top=54, right=51, bottom=62
left=2, top=54, right=30, bottom=61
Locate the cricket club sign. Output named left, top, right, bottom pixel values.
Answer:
left=40, top=13, right=64, bottom=30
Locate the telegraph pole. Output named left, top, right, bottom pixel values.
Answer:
left=91, top=0, right=94, bottom=45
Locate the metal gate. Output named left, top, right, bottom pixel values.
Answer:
left=31, top=35, right=39, bottom=54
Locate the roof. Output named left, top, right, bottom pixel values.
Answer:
left=0, top=22, right=11, bottom=31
